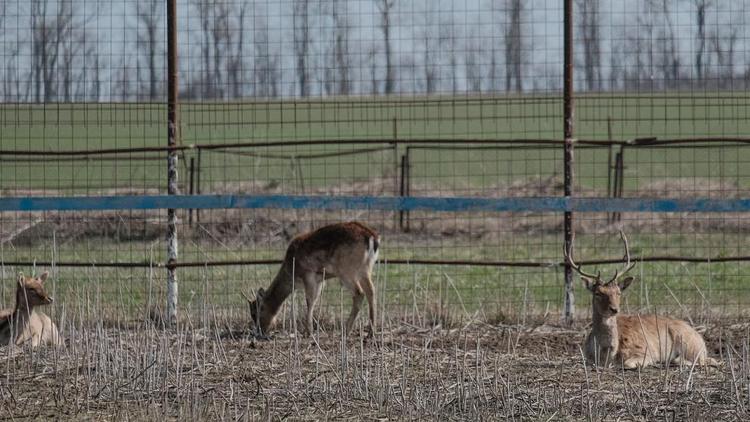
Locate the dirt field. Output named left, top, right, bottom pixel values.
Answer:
left=1, top=319, right=747, bottom=421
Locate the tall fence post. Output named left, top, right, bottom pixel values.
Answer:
left=196, top=147, right=202, bottom=224
left=166, top=0, right=179, bottom=326
left=563, top=0, right=575, bottom=324
left=404, top=147, right=411, bottom=232
left=188, top=157, right=195, bottom=226
left=393, top=117, right=399, bottom=230
left=399, top=153, right=407, bottom=231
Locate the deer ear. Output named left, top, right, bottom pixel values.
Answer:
left=581, top=276, right=597, bottom=292
left=618, top=276, right=634, bottom=291
left=38, top=271, right=49, bottom=284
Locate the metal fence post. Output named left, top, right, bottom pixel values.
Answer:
left=188, top=157, right=195, bottom=226
left=399, top=153, right=407, bottom=231
left=166, top=0, right=179, bottom=326
left=196, top=147, right=202, bottom=224
left=404, top=147, right=411, bottom=232
left=563, top=0, right=575, bottom=324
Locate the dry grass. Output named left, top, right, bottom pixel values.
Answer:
left=1, top=314, right=747, bottom=420
left=1, top=177, right=748, bottom=419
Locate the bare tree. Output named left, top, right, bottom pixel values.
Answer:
left=464, top=34, right=482, bottom=93
left=622, top=0, right=655, bottom=90
left=253, top=16, right=280, bottom=97
left=136, top=0, right=163, bottom=100
left=691, top=0, right=713, bottom=81
left=418, top=2, right=438, bottom=94
left=439, top=18, right=459, bottom=94
left=293, top=0, right=311, bottom=97
left=502, top=0, right=524, bottom=92
left=576, top=0, right=602, bottom=91
left=191, top=1, right=245, bottom=99
left=608, top=41, right=623, bottom=91
left=191, top=0, right=227, bottom=98
left=332, top=0, right=351, bottom=95
left=708, top=18, right=739, bottom=88
left=136, top=0, right=164, bottom=100
left=488, top=48, right=499, bottom=92
left=30, top=0, right=74, bottom=102
left=487, top=0, right=503, bottom=93
left=1, top=43, right=22, bottom=101
left=61, top=33, right=75, bottom=100
left=375, top=0, right=396, bottom=95
left=657, top=0, right=681, bottom=87
left=0, top=2, right=22, bottom=101
left=213, top=3, right=231, bottom=98
left=366, top=45, right=379, bottom=94
left=193, top=0, right=212, bottom=97
left=622, top=0, right=679, bottom=90
left=71, top=25, right=100, bottom=101
left=90, top=53, right=102, bottom=101
left=227, top=1, right=248, bottom=99
left=114, top=57, right=134, bottom=100
left=397, top=54, right=417, bottom=94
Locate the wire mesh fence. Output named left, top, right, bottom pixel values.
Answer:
left=1, top=0, right=750, bottom=326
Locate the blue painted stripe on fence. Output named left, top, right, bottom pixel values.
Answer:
left=1, top=195, right=749, bottom=213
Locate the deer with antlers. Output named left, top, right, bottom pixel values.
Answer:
left=246, top=221, right=379, bottom=338
left=566, top=232, right=719, bottom=369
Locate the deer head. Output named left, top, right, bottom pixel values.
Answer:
left=16, top=271, right=54, bottom=307
left=243, top=288, right=271, bottom=335
left=565, top=231, right=636, bottom=317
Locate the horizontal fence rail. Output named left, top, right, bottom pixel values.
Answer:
left=4, top=255, right=750, bottom=270
left=2, top=136, right=750, bottom=157
left=3, top=195, right=750, bottom=213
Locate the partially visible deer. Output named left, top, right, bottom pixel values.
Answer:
left=247, top=221, right=379, bottom=337
left=0, top=271, right=61, bottom=348
left=567, top=232, right=719, bottom=369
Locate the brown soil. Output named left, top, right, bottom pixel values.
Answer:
left=1, top=320, right=746, bottom=420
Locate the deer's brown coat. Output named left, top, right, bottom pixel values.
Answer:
left=248, top=221, right=379, bottom=337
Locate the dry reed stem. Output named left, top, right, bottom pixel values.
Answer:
left=0, top=315, right=745, bottom=420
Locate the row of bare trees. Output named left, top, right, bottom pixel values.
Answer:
left=0, top=0, right=747, bottom=102
left=5, top=0, right=102, bottom=102
left=578, top=0, right=743, bottom=91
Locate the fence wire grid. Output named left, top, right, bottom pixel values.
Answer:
left=1, top=0, right=750, bottom=326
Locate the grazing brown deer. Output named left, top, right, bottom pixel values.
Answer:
left=0, top=271, right=61, bottom=348
left=567, top=232, right=719, bottom=369
left=247, top=222, right=380, bottom=337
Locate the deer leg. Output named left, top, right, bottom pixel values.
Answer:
left=360, top=275, right=376, bottom=337
left=345, top=288, right=364, bottom=335
left=623, top=355, right=651, bottom=369
left=303, top=275, right=323, bottom=336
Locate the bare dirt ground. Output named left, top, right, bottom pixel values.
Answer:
left=1, top=319, right=747, bottom=421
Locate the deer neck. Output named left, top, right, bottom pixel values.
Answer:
left=591, top=307, right=619, bottom=350
left=260, top=263, right=296, bottom=327
left=15, top=289, right=37, bottom=315
left=0, top=299, right=35, bottom=343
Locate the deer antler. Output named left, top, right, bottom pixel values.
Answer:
left=563, top=241, right=601, bottom=281
left=607, top=230, right=636, bottom=283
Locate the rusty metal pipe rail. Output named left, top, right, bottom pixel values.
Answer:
left=4, top=255, right=750, bottom=269
left=3, top=137, right=750, bottom=157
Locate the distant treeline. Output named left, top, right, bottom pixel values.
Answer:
left=1, top=0, right=747, bottom=102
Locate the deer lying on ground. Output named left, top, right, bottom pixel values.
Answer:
left=567, top=232, right=719, bottom=369
left=0, top=271, right=61, bottom=347
left=247, top=221, right=379, bottom=337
